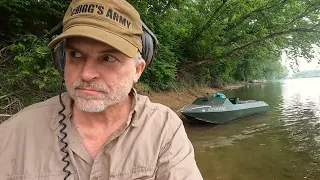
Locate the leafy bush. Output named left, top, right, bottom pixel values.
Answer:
left=9, top=34, right=61, bottom=91
left=0, top=0, right=318, bottom=105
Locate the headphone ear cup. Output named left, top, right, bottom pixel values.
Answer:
left=51, top=41, right=66, bottom=77
left=142, top=31, right=155, bottom=66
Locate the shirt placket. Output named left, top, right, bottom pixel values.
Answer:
left=89, top=118, right=133, bottom=180
left=56, top=115, right=94, bottom=179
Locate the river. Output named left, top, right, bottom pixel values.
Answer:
left=185, top=77, right=320, bottom=180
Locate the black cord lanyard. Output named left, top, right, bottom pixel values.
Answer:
left=58, top=85, right=71, bottom=180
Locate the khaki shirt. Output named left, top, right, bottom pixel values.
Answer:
left=0, top=90, right=203, bottom=180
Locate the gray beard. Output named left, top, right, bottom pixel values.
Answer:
left=67, top=77, right=133, bottom=113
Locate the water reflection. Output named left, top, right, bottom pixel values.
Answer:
left=279, top=78, right=320, bottom=176
left=185, top=77, right=320, bottom=180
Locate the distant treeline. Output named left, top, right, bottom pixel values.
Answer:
left=291, top=70, right=320, bottom=79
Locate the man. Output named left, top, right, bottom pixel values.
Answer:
left=0, top=0, right=203, bottom=179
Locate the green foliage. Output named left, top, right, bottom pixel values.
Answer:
left=9, top=34, right=61, bottom=91
left=0, top=0, right=69, bottom=42
left=0, top=0, right=69, bottom=106
left=1, top=0, right=319, bottom=101
left=141, top=48, right=177, bottom=90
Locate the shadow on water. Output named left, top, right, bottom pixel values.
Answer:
left=186, top=78, right=320, bottom=180
left=182, top=116, right=218, bottom=126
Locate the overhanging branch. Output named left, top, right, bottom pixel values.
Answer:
left=186, top=0, right=228, bottom=45
left=223, top=0, right=288, bottom=32
left=189, top=26, right=320, bottom=66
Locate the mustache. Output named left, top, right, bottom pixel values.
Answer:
left=72, top=80, right=110, bottom=93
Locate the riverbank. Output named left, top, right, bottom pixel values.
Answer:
left=0, top=83, right=245, bottom=124
left=136, top=83, right=245, bottom=113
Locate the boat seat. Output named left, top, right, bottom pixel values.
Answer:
left=229, top=98, right=239, bottom=104
left=238, top=100, right=257, bottom=104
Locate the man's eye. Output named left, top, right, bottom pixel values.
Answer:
left=102, top=55, right=117, bottom=62
left=70, top=51, right=83, bottom=58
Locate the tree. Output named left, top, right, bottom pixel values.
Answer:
left=1, top=0, right=319, bottom=93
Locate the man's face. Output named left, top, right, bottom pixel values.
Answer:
left=64, top=37, right=145, bottom=112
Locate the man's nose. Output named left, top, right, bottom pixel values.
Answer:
left=80, top=58, right=100, bottom=81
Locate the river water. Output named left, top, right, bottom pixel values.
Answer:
left=184, top=77, right=320, bottom=180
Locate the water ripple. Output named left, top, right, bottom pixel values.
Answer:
left=201, top=123, right=269, bottom=149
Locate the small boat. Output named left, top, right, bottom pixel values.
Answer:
left=180, top=95, right=269, bottom=124
left=249, top=79, right=266, bottom=83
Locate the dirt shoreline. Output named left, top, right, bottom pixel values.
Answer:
left=136, top=83, right=245, bottom=113
left=0, top=84, right=245, bottom=124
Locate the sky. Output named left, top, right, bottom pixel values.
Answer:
left=282, top=45, right=320, bottom=76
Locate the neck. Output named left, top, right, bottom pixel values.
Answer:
left=72, top=95, right=132, bottom=129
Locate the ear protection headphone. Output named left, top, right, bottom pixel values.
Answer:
left=51, top=21, right=158, bottom=77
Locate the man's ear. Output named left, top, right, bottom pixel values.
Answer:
left=133, top=59, right=146, bottom=83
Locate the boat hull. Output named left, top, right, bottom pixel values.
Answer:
left=181, top=101, right=269, bottom=124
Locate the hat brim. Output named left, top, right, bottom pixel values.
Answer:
left=48, top=26, right=138, bottom=58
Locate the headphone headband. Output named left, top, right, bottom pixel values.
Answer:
left=142, top=21, right=159, bottom=46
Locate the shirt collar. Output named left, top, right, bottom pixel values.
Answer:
left=130, top=88, right=140, bottom=127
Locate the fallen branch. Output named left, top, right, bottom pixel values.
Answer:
left=0, top=55, right=13, bottom=66
left=0, top=93, right=14, bottom=100
left=0, top=99, right=17, bottom=110
left=0, top=114, right=12, bottom=117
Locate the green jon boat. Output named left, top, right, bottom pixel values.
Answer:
left=180, top=95, right=269, bottom=124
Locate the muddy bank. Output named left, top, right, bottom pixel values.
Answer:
left=136, top=84, right=244, bottom=113
left=0, top=84, right=244, bottom=124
